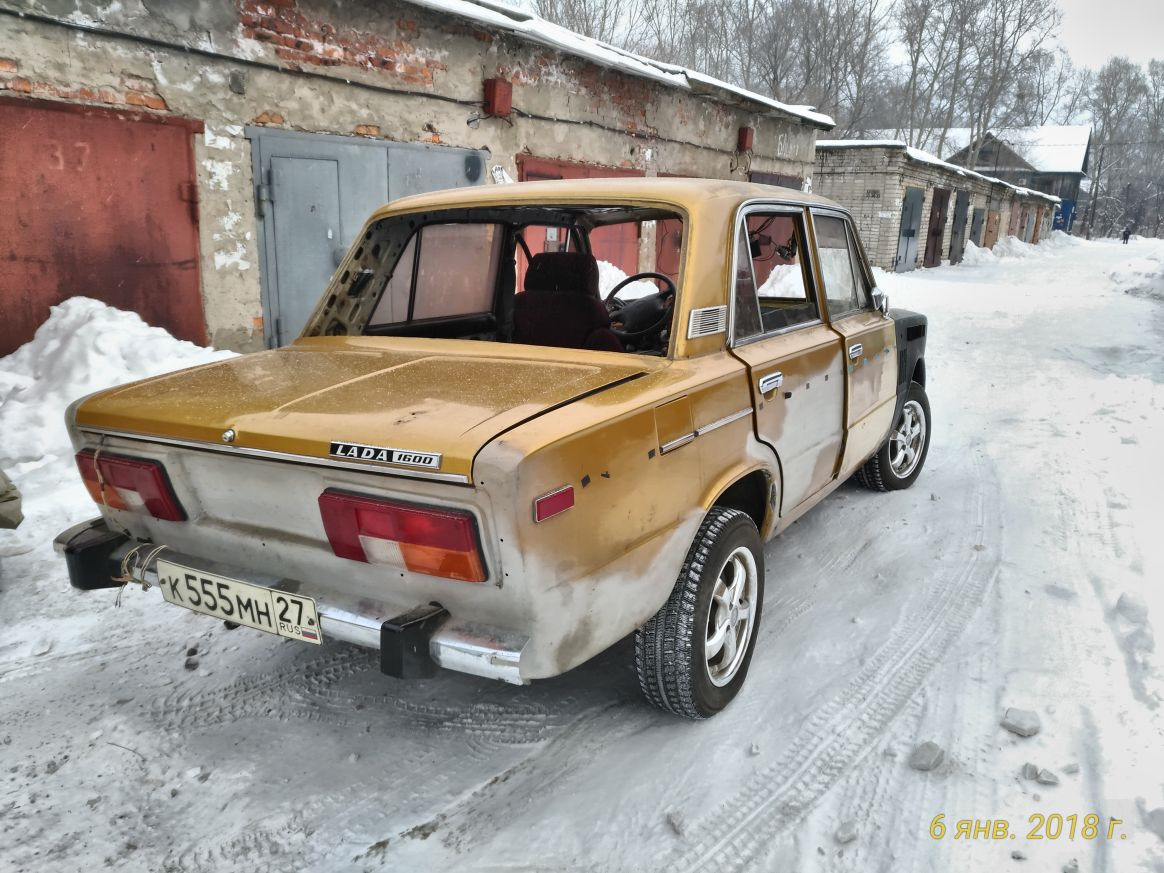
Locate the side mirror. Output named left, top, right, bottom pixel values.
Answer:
left=873, top=288, right=889, bottom=317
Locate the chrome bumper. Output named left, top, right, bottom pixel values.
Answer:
left=54, top=517, right=528, bottom=684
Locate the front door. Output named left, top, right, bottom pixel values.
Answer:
left=895, top=186, right=924, bottom=272
left=984, top=210, right=1001, bottom=248
left=728, top=207, right=844, bottom=514
left=970, top=207, right=986, bottom=246
left=811, top=211, right=897, bottom=475
left=949, top=190, right=970, bottom=264
left=923, top=188, right=950, bottom=267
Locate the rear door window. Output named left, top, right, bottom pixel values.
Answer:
left=814, top=214, right=872, bottom=319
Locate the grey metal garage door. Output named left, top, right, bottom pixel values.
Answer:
left=247, top=128, right=487, bottom=346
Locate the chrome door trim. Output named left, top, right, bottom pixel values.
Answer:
left=848, top=343, right=864, bottom=359
left=76, top=427, right=473, bottom=485
left=695, top=407, right=752, bottom=436
left=660, top=432, right=697, bottom=454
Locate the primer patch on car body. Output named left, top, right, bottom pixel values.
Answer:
left=329, top=441, right=441, bottom=469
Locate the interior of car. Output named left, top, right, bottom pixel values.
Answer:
left=312, top=205, right=684, bottom=356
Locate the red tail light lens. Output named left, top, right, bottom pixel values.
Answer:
left=75, top=450, right=187, bottom=521
left=318, top=489, right=487, bottom=583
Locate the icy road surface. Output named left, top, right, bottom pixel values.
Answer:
left=2, top=235, right=1163, bottom=872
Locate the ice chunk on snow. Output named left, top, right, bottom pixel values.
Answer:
left=1035, top=769, right=1059, bottom=786
left=1001, top=708, right=1042, bottom=737
left=1115, top=592, right=1149, bottom=624
left=835, top=820, right=858, bottom=844
left=908, top=741, right=944, bottom=771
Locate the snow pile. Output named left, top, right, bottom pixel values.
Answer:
left=0, top=297, right=235, bottom=468
left=596, top=260, right=661, bottom=300
left=960, top=239, right=995, bottom=266
left=1110, top=251, right=1164, bottom=302
left=984, top=230, right=1081, bottom=261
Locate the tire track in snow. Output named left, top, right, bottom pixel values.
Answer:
left=150, top=645, right=555, bottom=744
left=670, top=449, right=1001, bottom=873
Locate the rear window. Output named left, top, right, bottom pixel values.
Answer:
left=369, top=223, right=502, bottom=326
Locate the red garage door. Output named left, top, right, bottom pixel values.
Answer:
left=0, top=98, right=207, bottom=356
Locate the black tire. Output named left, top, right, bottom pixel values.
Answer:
left=856, top=381, right=931, bottom=492
left=635, top=507, right=764, bottom=719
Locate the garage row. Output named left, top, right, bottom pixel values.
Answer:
left=814, top=141, right=1061, bottom=272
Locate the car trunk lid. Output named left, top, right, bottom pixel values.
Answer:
left=73, top=336, right=651, bottom=480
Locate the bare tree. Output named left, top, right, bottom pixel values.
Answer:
left=534, top=0, right=642, bottom=45
left=961, top=0, right=1062, bottom=169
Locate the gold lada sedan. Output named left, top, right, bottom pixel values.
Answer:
left=56, top=178, right=930, bottom=719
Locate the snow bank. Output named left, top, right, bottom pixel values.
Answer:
left=971, top=230, right=1083, bottom=263
left=0, top=297, right=235, bottom=468
left=960, top=239, right=995, bottom=266
left=596, top=260, right=660, bottom=300
left=1110, top=251, right=1164, bottom=302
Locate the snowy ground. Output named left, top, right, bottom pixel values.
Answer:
left=2, top=236, right=1163, bottom=872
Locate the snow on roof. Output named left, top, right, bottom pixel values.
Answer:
left=984, top=125, right=1092, bottom=174
left=401, top=0, right=835, bottom=129
left=816, top=139, right=1060, bottom=203
left=862, top=126, right=1091, bottom=173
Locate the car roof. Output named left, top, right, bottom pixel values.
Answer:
left=369, top=176, right=847, bottom=219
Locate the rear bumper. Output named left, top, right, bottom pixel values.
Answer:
left=54, top=518, right=527, bottom=685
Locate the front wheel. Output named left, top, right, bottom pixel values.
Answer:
left=856, top=381, right=932, bottom=491
left=635, top=508, right=764, bottom=719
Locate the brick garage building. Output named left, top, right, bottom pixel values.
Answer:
left=813, top=141, right=1059, bottom=272
left=0, top=0, right=831, bottom=354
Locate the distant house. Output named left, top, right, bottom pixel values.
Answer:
left=942, top=126, right=1092, bottom=232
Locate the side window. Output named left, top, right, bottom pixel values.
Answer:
left=814, top=214, right=871, bottom=319
left=732, top=210, right=818, bottom=342
left=369, top=223, right=501, bottom=325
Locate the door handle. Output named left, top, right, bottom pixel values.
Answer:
left=848, top=343, right=863, bottom=359
left=758, top=372, right=783, bottom=393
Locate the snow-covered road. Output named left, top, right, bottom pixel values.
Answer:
left=1, top=235, right=1162, bottom=872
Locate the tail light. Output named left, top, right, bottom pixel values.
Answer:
left=318, top=489, right=487, bottom=583
left=75, top=450, right=187, bottom=521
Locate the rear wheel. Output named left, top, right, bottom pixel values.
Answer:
left=856, top=381, right=931, bottom=491
left=635, top=508, right=764, bottom=719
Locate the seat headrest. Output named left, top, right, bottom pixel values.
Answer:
left=525, top=252, right=600, bottom=297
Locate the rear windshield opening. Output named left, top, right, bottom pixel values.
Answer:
left=308, top=205, right=685, bottom=357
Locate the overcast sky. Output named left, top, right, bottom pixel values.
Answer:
left=1056, top=0, right=1162, bottom=69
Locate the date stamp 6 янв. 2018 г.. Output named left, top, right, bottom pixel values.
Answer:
left=929, top=814, right=1126, bottom=841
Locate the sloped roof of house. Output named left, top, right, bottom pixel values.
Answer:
left=864, top=125, right=1091, bottom=174
left=403, top=0, right=835, bottom=129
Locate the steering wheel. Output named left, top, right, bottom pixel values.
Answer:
left=605, top=272, right=677, bottom=340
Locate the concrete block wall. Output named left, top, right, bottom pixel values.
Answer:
left=0, top=0, right=822, bottom=350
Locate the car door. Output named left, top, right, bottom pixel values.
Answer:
left=810, top=211, right=897, bottom=476
left=729, top=205, right=845, bottom=515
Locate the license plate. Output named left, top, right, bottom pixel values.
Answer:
left=156, top=559, right=322, bottom=645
